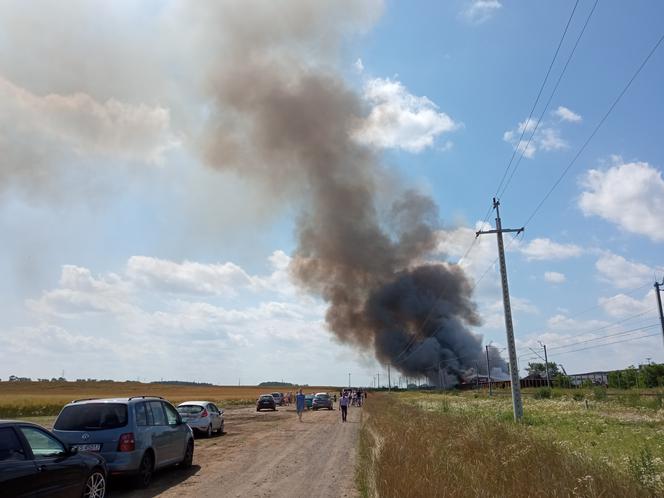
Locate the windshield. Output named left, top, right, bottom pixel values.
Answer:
left=54, top=403, right=128, bottom=431
left=177, top=405, right=203, bottom=414
left=315, top=394, right=329, bottom=399
left=260, top=396, right=273, bottom=400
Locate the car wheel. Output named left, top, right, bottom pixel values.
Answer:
left=219, top=421, right=225, bottom=434
left=181, top=439, right=194, bottom=469
left=205, top=424, right=213, bottom=438
left=82, top=469, right=106, bottom=498
left=134, top=451, right=154, bottom=489
left=256, top=408, right=261, bottom=412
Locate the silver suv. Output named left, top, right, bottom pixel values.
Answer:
left=52, top=396, right=194, bottom=488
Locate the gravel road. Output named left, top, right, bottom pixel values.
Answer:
left=109, top=403, right=361, bottom=498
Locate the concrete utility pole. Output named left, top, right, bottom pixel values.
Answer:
left=387, top=364, right=391, bottom=392
left=655, top=279, right=664, bottom=347
left=348, top=372, right=351, bottom=388
left=477, top=198, right=524, bottom=421
left=376, top=372, right=380, bottom=389
left=485, top=345, right=492, bottom=396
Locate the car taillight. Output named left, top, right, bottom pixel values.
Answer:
left=200, top=409, right=208, bottom=418
left=117, top=433, right=135, bottom=452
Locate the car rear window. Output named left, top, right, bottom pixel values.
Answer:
left=260, top=395, right=273, bottom=400
left=315, top=394, right=329, bottom=399
left=54, top=403, right=128, bottom=431
left=178, top=405, right=203, bottom=414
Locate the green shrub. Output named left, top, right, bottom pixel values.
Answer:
left=592, top=387, right=608, bottom=400
left=534, top=387, right=552, bottom=399
left=572, top=392, right=585, bottom=401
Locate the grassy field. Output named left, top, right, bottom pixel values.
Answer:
left=357, top=390, right=664, bottom=497
left=0, top=381, right=336, bottom=418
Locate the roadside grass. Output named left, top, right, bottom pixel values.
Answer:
left=358, top=392, right=661, bottom=497
left=0, top=381, right=334, bottom=418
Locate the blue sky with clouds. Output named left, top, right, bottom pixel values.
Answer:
left=1, top=0, right=663, bottom=386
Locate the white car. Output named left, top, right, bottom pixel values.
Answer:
left=177, top=401, right=224, bottom=438
left=271, top=392, right=284, bottom=406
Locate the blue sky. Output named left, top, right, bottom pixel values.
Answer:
left=1, top=0, right=663, bottom=386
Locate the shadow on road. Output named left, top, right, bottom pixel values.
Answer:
left=108, top=465, right=201, bottom=497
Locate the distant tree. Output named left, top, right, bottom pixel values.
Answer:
left=526, top=362, right=560, bottom=378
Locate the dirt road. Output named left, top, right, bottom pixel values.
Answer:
left=110, top=404, right=361, bottom=498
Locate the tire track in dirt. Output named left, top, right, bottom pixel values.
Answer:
left=110, top=404, right=361, bottom=498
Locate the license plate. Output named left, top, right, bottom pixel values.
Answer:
left=74, top=444, right=101, bottom=452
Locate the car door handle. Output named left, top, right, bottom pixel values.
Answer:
left=38, top=464, right=47, bottom=472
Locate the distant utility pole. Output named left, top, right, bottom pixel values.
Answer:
left=376, top=372, right=380, bottom=389
left=477, top=198, right=524, bottom=422
left=539, top=341, right=551, bottom=388
left=348, top=372, right=351, bottom=388
left=387, top=364, right=391, bottom=392
left=655, top=278, right=664, bottom=347
left=485, top=345, right=492, bottom=396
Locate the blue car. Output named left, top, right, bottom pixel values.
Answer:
left=53, top=396, right=194, bottom=488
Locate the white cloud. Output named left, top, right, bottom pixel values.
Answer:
left=354, top=58, right=364, bottom=73
left=26, top=265, right=138, bottom=317
left=544, top=271, right=566, bottom=284
left=553, top=106, right=582, bottom=123
left=515, top=238, right=583, bottom=261
left=354, top=77, right=459, bottom=152
left=127, top=256, right=256, bottom=296
left=503, top=117, right=567, bottom=159
left=460, top=0, right=502, bottom=25
left=595, top=252, right=654, bottom=289
left=598, top=290, right=655, bottom=318
left=578, top=161, right=664, bottom=242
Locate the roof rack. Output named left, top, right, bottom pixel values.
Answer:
left=128, top=395, right=165, bottom=401
left=71, top=398, right=98, bottom=403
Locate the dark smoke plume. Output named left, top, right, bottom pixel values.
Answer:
left=199, top=0, right=505, bottom=383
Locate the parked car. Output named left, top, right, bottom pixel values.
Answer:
left=0, top=419, right=108, bottom=497
left=312, top=393, right=333, bottom=410
left=53, top=396, right=194, bottom=488
left=304, top=394, right=314, bottom=409
left=256, top=394, right=276, bottom=411
left=177, top=401, right=224, bottom=438
left=271, top=392, right=284, bottom=406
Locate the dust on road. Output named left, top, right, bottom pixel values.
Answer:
left=110, top=403, right=361, bottom=498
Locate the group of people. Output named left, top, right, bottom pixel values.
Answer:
left=293, top=389, right=367, bottom=423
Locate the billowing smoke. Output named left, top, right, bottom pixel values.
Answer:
left=196, top=0, right=506, bottom=383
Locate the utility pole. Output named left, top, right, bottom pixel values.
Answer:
left=485, top=345, right=492, bottom=396
left=539, top=341, right=551, bottom=388
left=477, top=198, right=524, bottom=421
left=376, top=372, right=380, bottom=389
left=348, top=372, right=351, bottom=388
left=387, top=364, right=391, bottom=392
left=475, top=363, right=481, bottom=389
left=655, top=279, right=664, bottom=347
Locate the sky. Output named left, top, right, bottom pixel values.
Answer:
left=1, top=0, right=663, bottom=387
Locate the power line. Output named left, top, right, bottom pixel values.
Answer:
left=519, top=307, right=655, bottom=341
left=545, top=330, right=660, bottom=357
left=455, top=1, right=581, bottom=267
left=519, top=322, right=660, bottom=361
left=521, top=30, right=664, bottom=228
left=493, top=0, right=580, bottom=201
left=499, top=0, right=599, bottom=200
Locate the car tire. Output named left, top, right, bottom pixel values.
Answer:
left=219, top=421, right=225, bottom=434
left=134, top=451, right=154, bottom=489
left=82, top=469, right=106, bottom=498
left=256, top=408, right=260, bottom=412
left=205, top=424, right=212, bottom=438
left=181, top=439, right=194, bottom=469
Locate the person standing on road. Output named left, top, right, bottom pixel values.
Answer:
left=339, top=392, right=349, bottom=422
left=295, top=389, right=305, bottom=422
